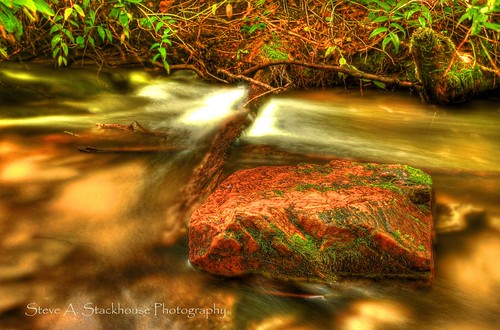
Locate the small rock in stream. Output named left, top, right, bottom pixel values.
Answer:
left=189, top=160, right=434, bottom=282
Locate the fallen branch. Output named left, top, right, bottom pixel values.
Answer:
left=240, top=60, right=419, bottom=90
left=77, top=145, right=185, bottom=153
left=96, top=121, right=172, bottom=139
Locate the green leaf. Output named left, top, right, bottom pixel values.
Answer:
left=64, top=8, right=73, bottom=20
left=73, top=4, right=84, bottom=18
left=458, top=12, right=470, bottom=24
left=0, top=8, right=18, bottom=34
left=418, top=16, right=426, bottom=27
left=63, top=28, right=74, bottom=42
left=49, top=23, right=61, bottom=34
left=151, top=53, right=160, bottom=63
left=51, top=34, right=61, bottom=49
left=61, top=41, right=68, bottom=56
left=0, top=1, right=13, bottom=9
left=109, top=8, right=119, bottom=19
left=13, top=0, right=36, bottom=12
left=22, top=7, right=36, bottom=21
left=150, top=42, right=160, bottom=50
left=369, top=26, right=388, bottom=39
left=88, top=9, right=95, bottom=24
left=163, top=58, right=170, bottom=74
left=394, top=0, right=407, bottom=10
left=97, top=25, right=105, bottom=41
left=33, top=0, right=54, bottom=16
left=482, top=22, right=500, bottom=31
left=405, top=8, right=419, bottom=20
left=325, top=45, right=336, bottom=57
left=88, top=36, right=94, bottom=47
left=68, top=19, right=79, bottom=28
left=388, top=31, right=400, bottom=53
left=155, top=21, right=164, bottom=32
left=158, top=46, right=166, bottom=60
left=371, top=0, right=391, bottom=11
left=373, top=80, right=386, bottom=89
left=76, top=36, right=85, bottom=48
left=339, top=57, right=347, bottom=66
left=382, top=35, right=392, bottom=50
left=392, top=12, right=404, bottom=20
left=105, top=28, right=112, bottom=42
left=119, top=12, right=128, bottom=27
left=126, top=0, right=142, bottom=3
left=52, top=46, right=59, bottom=58
left=390, top=22, right=406, bottom=38
left=211, top=3, right=217, bottom=15
left=422, top=8, right=432, bottom=25
left=0, top=46, right=8, bottom=59
left=139, top=17, right=151, bottom=28
left=372, top=15, right=388, bottom=23
left=248, top=24, right=258, bottom=34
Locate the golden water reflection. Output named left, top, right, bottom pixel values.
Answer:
left=0, top=66, right=499, bottom=329
left=1, top=126, right=498, bottom=329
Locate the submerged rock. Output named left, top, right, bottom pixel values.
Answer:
left=189, top=160, right=434, bottom=282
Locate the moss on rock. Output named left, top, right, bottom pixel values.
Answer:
left=189, top=160, right=434, bottom=283
left=410, top=28, right=485, bottom=104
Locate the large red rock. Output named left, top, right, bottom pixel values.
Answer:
left=189, top=160, right=434, bottom=282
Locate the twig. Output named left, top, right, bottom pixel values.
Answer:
left=479, top=38, right=500, bottom=79
left=217, top=67, right=275, bottom=90
left=443, top=27, right=471, bottom=77
left=241, top=83, right=290, bottom=109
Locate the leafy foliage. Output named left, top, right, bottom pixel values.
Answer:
left=458, top=0, right=500, bottom=35
left=362, top=0, right=435, bottom=54
left=2, top=0, right=176, bottom=70
left=363, top=0, right=499, bottom=55
left=148, top=17, right=175, bottom=73
left=0, top=0, right=54, bottom=58
left=0, top=0, right=498, bottom=83
left=49, top=0, right=149, bottom=67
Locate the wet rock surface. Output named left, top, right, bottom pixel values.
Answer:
left=189, top=160, right=434, bottom=282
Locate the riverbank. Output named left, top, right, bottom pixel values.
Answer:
left=1, top=1, right=499, bottom=103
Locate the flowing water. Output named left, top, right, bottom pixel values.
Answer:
left=0, top=63, right=499, bottom=329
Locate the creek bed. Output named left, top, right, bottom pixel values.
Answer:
left=1, top=64, right=499, bottom=329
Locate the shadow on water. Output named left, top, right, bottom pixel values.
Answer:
left=0, top=64, right=499, bottom=329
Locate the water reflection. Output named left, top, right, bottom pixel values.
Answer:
left=0, top=64, right=499, bottom=329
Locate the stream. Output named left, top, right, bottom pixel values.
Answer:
left=1, top=63, right=499, bottom=329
